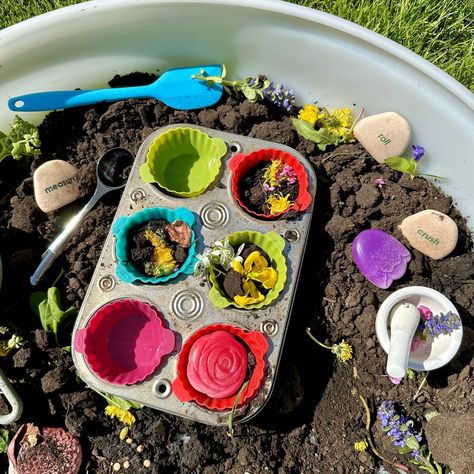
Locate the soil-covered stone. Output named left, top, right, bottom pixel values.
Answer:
left=0, top=73, right=472, bottom=474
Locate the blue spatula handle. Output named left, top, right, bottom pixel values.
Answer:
left=8, top=85, right=151, bottom=111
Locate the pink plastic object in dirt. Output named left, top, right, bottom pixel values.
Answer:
left=172, top=324, right=268, bottom=410
left=229, top=148, right=312, bottom=219
left=74, top=299, right=175, bottom=385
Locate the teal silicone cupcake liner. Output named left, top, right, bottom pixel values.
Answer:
left=113, top=206, right=197, bottom=284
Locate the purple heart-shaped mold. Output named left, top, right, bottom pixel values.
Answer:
left=352, top=229, right=411, bottom=289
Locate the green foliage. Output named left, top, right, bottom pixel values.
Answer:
left=227, top=380, right=249, bottom=438
left=0, top=334, right=24, bottom=357
left=292, top=118, right=341, bottom=151
left=385, top=156, right=445, bottom=180
left=94, top=390, right=143, bottom=410
left=193, top=64, right=271, bottom=103
left=30, top=287, right=76, bottom=343
left=0, top=428, right=9, bottom=454
left=0, top=116, right=41, bottom=163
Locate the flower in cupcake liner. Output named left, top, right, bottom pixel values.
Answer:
left=266, top=193, right=294, bottom=215
left=232, top=251, right=278, bottom=306
left=143, top=228, right=177, bottom=277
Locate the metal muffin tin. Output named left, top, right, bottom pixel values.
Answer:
left=72, top=124, right=317, bottom=425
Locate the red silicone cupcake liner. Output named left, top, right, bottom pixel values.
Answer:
left=229, top=148, right=312, bottom=219
left=74, top=299, right=175, bottom=385
left=172, top=324, right=268, bottom=410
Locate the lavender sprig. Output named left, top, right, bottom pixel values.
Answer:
left=377, top=401, right=443, bottom=474
left=424, top=311, right=461, bottom=338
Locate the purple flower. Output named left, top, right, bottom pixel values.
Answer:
left=418, top=305, right=432, bottom=321
left=412, top=145, right=425, bottom=162
left=263, top=82, right=296, bottom=112
left=375, top=177, right=386, bottom=188
left=263, top=183, right=275, bottom=193
left=424, top=311, right=461, bottom=337
left=389, top=375, right=402, bottom=385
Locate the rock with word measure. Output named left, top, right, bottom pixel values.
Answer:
left=33, top=160, right=80, bottom=213
left=399, top=210, right=458, bottom=259
left=353, top=112, right=412, bottom=164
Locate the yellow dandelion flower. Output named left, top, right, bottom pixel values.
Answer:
left=331, top=340, right=353, bottom=363
left=266, top=193, right=293, bottom=215
left=298, top=104, right=321, bottom=126
left=319, top=107, right=354, bottom=138
left=263, top=159, right=283, bottom=187
left=105, top=405, right=136, bottom=426
left=354, top=440, right=368, bottom=452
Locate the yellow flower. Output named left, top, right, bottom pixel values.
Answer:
left=266, top=193, right=293, bottom=215
left=354, top=440, right=368, bottom=452
left=298, top=104, right=323, bottom=126
left=144, top=228, right=176, bottom=277
left=331, top=340, right=353, bottom=363
left=319, top=107, right=354, bottom=138
left=105, top=405, right=136, bottom=426
left=263, top=159, right=283, bottom=188
left=232, top=251, right=278, bottom=306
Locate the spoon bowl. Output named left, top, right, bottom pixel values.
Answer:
left=30, top=148, right=134, bottom=285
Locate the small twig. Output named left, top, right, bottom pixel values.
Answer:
left=227, top=380, right=249, bottom=438
left=359, top=395, right=409, bottom=472
left=347, top=107, right=365, bottom=135
left=413, top=371, right=430, bottom=401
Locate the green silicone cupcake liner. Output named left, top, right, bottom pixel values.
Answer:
left=140, top=127, right=227, bottom=197
left=113, top=206, right=197, bottom=284
left=208, top=230, right=287, bottom=310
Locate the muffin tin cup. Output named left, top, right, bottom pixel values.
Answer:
left=72, top=124, right=317, bottom=426
left=74, top=298, right=175, bottom=385
left=140, top=127, right=227, bottom=197
left=113, top=206, right=197, bottom=284
left=229, top=148, right=312, bottom=219
left=172, top=323, right=268, bottom=411
left=208, top=230, right=287, bottom=310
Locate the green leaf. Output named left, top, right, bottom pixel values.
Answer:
left=0, top=428, right=9, bottom=454
left=398, top=445, right=413, bottom=455
left=0, top=116, right=41, bottom=163
left=384, top=156, right=412, bottom=173
left=292, top=119, right=341, bottom=150
left=99, top=392, right=143, bottom=410
left=29, top=287, right=76, bottom=339
left=242, top=87, right=258, bottom=102
left=406, top=435, right=420, bottom=450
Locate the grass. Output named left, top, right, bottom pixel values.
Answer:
left=0, top=0, right=472, bottom=91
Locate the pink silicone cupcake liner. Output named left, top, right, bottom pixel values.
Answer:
left=74, top=299, right=175, bottom=385
left=229, top=148, right=312, bottom=219
left=172, top=324, right=268, bottom=410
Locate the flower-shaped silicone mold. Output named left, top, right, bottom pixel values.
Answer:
left=113, top=206, right=196, bottom=284
left=208, top=230, right=287, bottom=309
left=73, top=299, right=175, bottom=385
left=172, top=324, right=268, bottom=410
left=140, top=127, right=227, bottom=197
left=229, top=148, right=312, bottom=219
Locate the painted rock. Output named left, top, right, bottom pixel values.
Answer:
left=353, top=112, right=412, bottom=164
left=399, top=210, right=458, bottom=259
left=352, top=229, right=411, bottom=289
left=33, top=160, right=80, bottom=213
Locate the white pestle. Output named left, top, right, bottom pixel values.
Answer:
left=386, top=302, right=420, bottom=379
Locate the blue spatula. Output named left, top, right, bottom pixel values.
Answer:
left=8, top=64, right=223, bottom=112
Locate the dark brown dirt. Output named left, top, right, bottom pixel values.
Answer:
left=0, top=72, right=472, bottom=474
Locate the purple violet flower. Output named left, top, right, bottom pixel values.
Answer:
left=412, top=145, right=425, bottom=162
left=389, top=376, right=402, bottom=385
left=263, top=183, right=275, bottom=193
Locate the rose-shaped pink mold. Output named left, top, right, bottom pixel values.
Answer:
left=186, top=330, right=248, bottom=398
